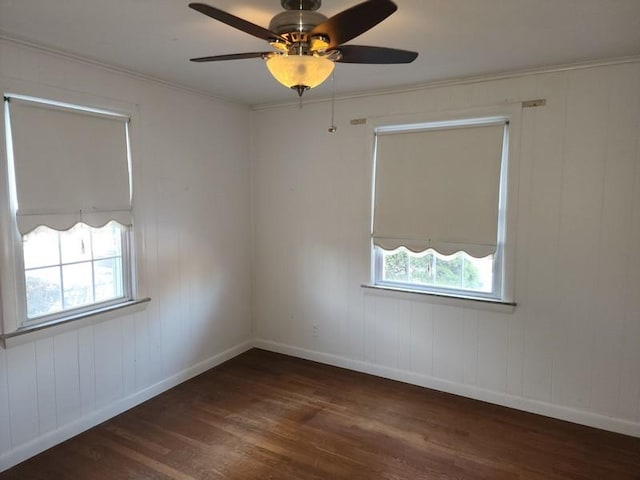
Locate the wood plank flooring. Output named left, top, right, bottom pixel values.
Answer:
left=2, top=348, right=640, bottom=479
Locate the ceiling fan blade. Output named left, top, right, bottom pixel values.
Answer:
left=309, top=0, right=397, bottom=49
left=189, top=3, right=286, bottom=43
left=190, top=52, right=271, bottom=62
left=335, top=45, right=418, bottom=64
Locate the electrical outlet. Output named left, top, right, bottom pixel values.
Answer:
left=312, top=324, right=319, bottom=337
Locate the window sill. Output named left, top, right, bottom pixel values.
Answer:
left=361, top=284, right=516, bottom=313
left=1, top=297, right=151, bottom=349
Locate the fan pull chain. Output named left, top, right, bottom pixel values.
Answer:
left=328, top=72, right=337, bottom=133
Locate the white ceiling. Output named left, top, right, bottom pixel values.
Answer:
left=1, top=0, right=640, bottom=107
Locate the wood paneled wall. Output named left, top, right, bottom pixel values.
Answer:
left=0, top=39, right=254, bottom=470
left=251, top=61, right=640, bottom=436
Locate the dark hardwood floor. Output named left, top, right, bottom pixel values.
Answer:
left=2, top=348, right=640, bottom=479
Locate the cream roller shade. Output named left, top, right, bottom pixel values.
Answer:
left=8, top=97, right=132, bottom=234
left=373, top=121, right=505, bottom=258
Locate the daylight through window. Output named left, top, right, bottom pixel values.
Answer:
left=24, top=222, right=128, bottom=320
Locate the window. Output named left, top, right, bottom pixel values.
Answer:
left=371, top=115, right=513, bottom=302
left=2, top=94, right=138, bottom=332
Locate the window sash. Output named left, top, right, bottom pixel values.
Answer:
left=374, top=246, right=503, bottom=299
left=23, top=224, right=133, bottom=325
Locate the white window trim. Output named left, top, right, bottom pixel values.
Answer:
left=365, top=103, right=522, bottom=307
left=0, top=85, right=148, bottom=345
left=361, top=283, right=516, bottom=313
left=1, top=298, right=150, bottom=349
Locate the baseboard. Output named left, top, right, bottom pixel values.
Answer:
left=253, top=339, right=640, bottom=439
left=0, top=339, right=253, bottom=472
left=3, top=337, right=638, bottom=473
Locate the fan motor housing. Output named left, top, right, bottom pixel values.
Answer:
left=269, top=9, right=327, bottom=34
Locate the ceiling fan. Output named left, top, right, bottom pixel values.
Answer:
left=189, top=0, right=418, bottom=97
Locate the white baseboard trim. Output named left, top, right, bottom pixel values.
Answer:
left=0, top=339, right=253, bottom=472
left=3, top=337, right=638, bottom=473
left=253, top=339, right=640, bottom=439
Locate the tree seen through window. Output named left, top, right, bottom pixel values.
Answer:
left=382, top=248, right=491, bottom=292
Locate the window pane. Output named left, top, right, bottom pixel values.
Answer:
left=60, top=223, right=92, bottom=264
left=408, top=252, right=434, bottom=285
left=383, top=249, right=409, bottom=282
left=92, top=221, right=122, bottom=259
left=62, top=262, right=94, bottom=308
left=462, top=255, right=494, bottom=292
left=25, top=266, right=62, bottom=318
left=94, top=257, right=123, bottom=302
left=435, top=255, right=463, bottom=288
left=23, top=227, right=60, bottom=269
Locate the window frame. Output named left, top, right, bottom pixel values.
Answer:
left=367, top=105, right=521, bottom=305
left=0, top=87, right=146, bottom=341
left=373, top=247, right=502, bottom=300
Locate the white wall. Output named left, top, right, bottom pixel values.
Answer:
left=0, top=39, right=253, bottom=469
left=251, top=60, right=640, bottom=436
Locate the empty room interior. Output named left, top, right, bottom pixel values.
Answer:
left=1, top=0, right=640, bottom=478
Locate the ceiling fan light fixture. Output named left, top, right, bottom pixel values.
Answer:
left=309, top=34, right=330, bottom=52
left=269, top=38, right=289, bottom=52
left=265, top=54, right=334, bottom=94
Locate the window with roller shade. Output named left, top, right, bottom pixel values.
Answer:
left=3, top=94, right=135, bottom=326
left=372, top=116, right=509, bottom=300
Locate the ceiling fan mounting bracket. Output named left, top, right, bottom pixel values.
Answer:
left=281, top=0, right=321, bottom=11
